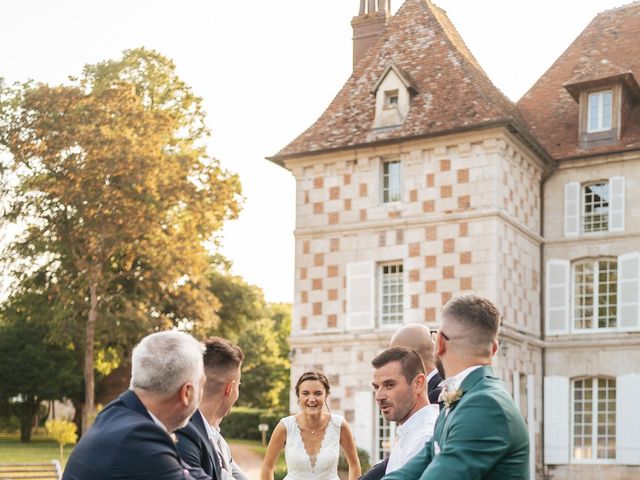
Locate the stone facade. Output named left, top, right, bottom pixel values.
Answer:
left=272, top=1, right=640, bottom=478
left=286, top=129, right=545, bottom=470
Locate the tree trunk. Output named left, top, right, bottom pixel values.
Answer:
left=82, top=279, right=98, bottom=433
left=72, top=400, right=84, bottom=437
left=18, top=396, right=38, bottom=443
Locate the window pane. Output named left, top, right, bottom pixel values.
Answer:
left=383, top=161, right=401, bottom=203
left=574, top=262, right=594, bottom=329
left=380, top=263, right=403, bottom=326
left=602, top=91, right=612, bottom=130
left=573, top=377, right=616, bottom=460
left=588, top=93, right=599, bottom=131
left=583, top=182, right=609, bottom=233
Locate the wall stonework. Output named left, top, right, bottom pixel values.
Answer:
left=287, top=129, right=545, bottom=474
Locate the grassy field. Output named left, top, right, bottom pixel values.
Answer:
left=0, top=432, right=72, bottom=466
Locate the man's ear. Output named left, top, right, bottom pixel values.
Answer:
left=435, top=334, right=446, bottom=356
left=179, top=382, right=192, bottom=406
left=414, top=373, right=426, bottom=391
left=491, top=340, right=499, bottom=356
left=224, top=382, right=232, bottom=396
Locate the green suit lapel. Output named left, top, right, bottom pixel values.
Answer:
left=436, top=366, right=494, bottom=444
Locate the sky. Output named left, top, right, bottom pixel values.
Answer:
left=0, top=0, right=632, bottom=303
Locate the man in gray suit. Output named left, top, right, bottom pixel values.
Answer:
left=177, top=337, right=247, bottom=480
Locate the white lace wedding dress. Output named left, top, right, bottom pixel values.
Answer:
left=281, top=414, right=343, bottom=480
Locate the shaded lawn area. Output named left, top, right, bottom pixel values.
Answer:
left=0, top=432, right=72, bottom=466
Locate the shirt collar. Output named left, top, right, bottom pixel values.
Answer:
left=147, top=409, right=168, bottom=432
left=396, top=403, right=439, bottom=437
left=199, top=410, right=218, bottom=441
left=438, top=365, right=483, bottom=393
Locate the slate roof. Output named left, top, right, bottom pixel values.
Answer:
left=272, top=0, right=534, bottom=161
left=518, top=1, right=640, bottom=159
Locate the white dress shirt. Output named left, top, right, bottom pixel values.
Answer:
left=200, top=411, right=247, bottom=480
left=385, top=403, right=440, bottom=474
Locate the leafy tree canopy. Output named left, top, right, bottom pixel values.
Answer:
left=0, top=48, right=242, bottom=431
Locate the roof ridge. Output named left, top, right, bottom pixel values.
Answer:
left=598, top=0, right=640, bottom=14
left=427, top=1, right=521, bottom=118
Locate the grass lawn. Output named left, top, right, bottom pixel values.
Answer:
left=0, top=432, right=73, bottom=466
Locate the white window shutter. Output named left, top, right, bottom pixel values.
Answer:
left=512, top=371, right=521, bottom=410
left=546, top=260, right=570, bottom=335
left=346, top=262, right=375, bottom=330
left=544, top=376, right=570, bottom=464
left=353, top=390, right=374, bottom=458
left=609, top=176, right=625, bottom=232
left=564, top=182, right=580, bottom=237
left=616, top=374, right=640, bottom=464
left=617, top=252, right=640, bottom=331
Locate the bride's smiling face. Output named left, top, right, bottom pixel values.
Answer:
left=297, top=380, right=327, bottom=413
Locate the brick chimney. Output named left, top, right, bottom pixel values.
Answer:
left=352, top=0, right=391, bottom=71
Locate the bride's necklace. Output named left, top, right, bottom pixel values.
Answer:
left=301, top=417, right=325, bottom=435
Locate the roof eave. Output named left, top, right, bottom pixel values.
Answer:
left=268, top=119, right=554, bottom=169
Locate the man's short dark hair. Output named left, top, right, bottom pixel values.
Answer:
left=371, top=347, right=425, bottom=384
left=442, top=295, right=501, bottom=353
left=203, top=337, right=244, bottom=373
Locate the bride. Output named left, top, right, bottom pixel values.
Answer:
left=261, top=371, right=361, bottom=480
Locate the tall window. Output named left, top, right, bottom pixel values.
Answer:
left=573, top=259, right=617, bottom=330
left=382, top=160, right=401, bottom=203
left=572, top=377, right=616, bottom=461
left=375, top=410, right=396, bottom=462
left=583, top=182, right=609, bottom=233
left=587, top=91, right=612, bottom=133
left=379, top=263, right=403, bottom=326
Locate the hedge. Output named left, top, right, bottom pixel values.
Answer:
left=219, top=407, right=285, bottom=441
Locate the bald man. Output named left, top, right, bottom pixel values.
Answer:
left=390, top=323, right=443, bottom=405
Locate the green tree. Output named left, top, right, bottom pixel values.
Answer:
left=0, top=48, right=241, bottom=431
left=206, top=269, right=291, bottom=410
left=0, top=278, right=81, bottom=442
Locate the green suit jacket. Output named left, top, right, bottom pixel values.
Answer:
left=383, top=366, right=529, bottom=480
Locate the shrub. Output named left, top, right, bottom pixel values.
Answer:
left=45, top=419, right=77, bottom=463
left=220, top=407, right=284, bottom=441
left=338, top=447, right=371, bottom=473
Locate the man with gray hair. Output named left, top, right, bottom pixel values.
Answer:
left=63, top=330, right=207, bottom=480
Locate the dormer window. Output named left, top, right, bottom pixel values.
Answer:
left=564, top=71, right=640, bottom=149
left=587, top=90, right=613, bottom=133
left=372, top=63, right=416, bottom=129
left=384, top=90, right=399, bottom=109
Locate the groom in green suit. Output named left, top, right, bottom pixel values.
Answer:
left=383, top=295, right=529, bottom=480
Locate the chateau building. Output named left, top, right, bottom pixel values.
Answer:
left=268, top=1, right=640, bottom=478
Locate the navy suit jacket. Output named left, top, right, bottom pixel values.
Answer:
left=62, top=390, right=188, bottom=480
left=427, top=371, right=443, bottom=407
left=176, top=411, right=220, bottom=480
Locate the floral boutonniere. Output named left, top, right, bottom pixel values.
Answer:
left=441, top=389, right=463, bottom=409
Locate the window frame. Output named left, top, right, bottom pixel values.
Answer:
left=571, top=258, right=618, bottom=333
left=582, top=181, right=610, bottom=234
left=381, top=159, right=402, bottom=204
left=378, top=261, right=404, bottom=328
left=587, top=90, right=613, bottom=133
left=374, top=408, right=396, bottom=463
left=570, top=376, right=617, bottom=464
left=383, top=89, right=399, bottom=110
